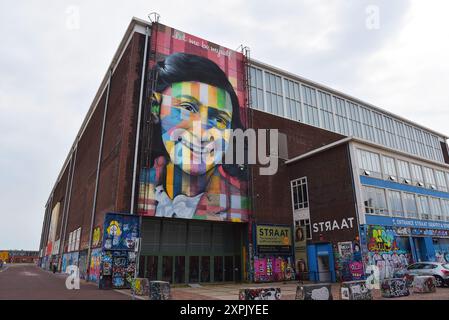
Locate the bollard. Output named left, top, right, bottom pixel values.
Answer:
left=381, top=278, right=409, bottom=298
left=412, top=276, right=436, bottom=294
left=296, top=283, right=333, bottom=300
left=149, top=281, right=171, bottom=300
left=133, top=278, right=150, bottom=296
left=340, top=280, right=372, bottom=300
left=239, top=288, right=281, bottom=300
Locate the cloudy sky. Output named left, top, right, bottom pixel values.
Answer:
left=1, top=0, right=448, bottom=250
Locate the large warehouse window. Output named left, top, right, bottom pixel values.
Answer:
left=403, top=193, right=418, bottom=219
left=358, top=149, right=381, bottom=176
left=363, top=186, right=388, bottom=215
left=318, top=91, right=334, bottom=131
left=302, top=85, right=319, bottom=127
left=265, top=72, right=283, bottom=117
left=334, top=97, right=350, bottom=136
left=417, top=196, right=431, bottom=220
left=388, top=190, right=404, bottom=217
left=249, top=67, right=264, bottom=111
left=291, top=177, right=309, bottom=210
left=284, top=78, right=301, bottom=121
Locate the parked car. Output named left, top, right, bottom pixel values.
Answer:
left=400, top=262, right=449, bottom=287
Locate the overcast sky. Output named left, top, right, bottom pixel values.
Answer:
left=1, top=0, right=448, bottom=250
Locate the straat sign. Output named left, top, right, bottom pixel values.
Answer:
left=256, top=225, right=292, bottom=254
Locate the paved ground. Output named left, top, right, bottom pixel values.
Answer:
left=0, top=264, right=131, bottom=300
left=1, top=264, right=448, bottom=300
left=156, top=281, right=449, bottom=300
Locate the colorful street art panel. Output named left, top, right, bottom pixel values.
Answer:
left=137, top=23, right=250, bottom=223
left=102, top=213, right=140, bottom=251
left=89, top=248, right=102, bottom=283
left=366, top=225, right=413, bottom=280
left=253, top=256, right=295, bottom=282
left=334, top=241, right=364, bottom=282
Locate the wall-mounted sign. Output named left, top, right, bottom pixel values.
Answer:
left=312, top=218, right=355, bottom=233
left=366, top=215, right=449, bottom=231
left=256, top=225, right=292, bottom=254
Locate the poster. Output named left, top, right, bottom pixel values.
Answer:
left=102, top=213, right=140, bottom=251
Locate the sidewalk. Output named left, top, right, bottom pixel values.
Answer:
left=118, top=280, right=449, bottom=300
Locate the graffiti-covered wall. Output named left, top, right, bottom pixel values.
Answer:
left=137, top=23, right=249, bottom=223
left=333, top=241, right=364, bottom=282
left=253, top=256, right=295, bottom=282
left=366, top=225, right=412, bottom=280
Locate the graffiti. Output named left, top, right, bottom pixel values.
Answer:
left=254, top=256, right=295, bottom=282
left=137, top=24, right=250, bottom=223
left=131, top=278, right=150, bottom=296
left=296, top=284, right=333, bottom=300
left=89, top=248, right=102, bottom=282
left=334, top=241, right=364, bottom=282
left=367, top=226, right=412, bottom=280
left=340, top=281, right=373, bottom=300
left=381, top=278, right=410, bottom=298
left=349, top=261, right=364, bottom=280
left=102, top=213, right=139, bottom=251
left=92, top=227, right=102, bottom=247
left=413, top=276, right=436, bottom=293
left=61, top=252, right=79, bottom=273
left=239, top=288, right=281, bottom=300
left=149, top=281, right=171, bottom=300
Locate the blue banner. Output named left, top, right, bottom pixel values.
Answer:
left=366, top=214, right=449, bottom=231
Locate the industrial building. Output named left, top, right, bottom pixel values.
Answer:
left=38, top=17, right=449, bottom=288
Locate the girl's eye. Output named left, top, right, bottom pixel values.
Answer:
left=179, top=102, right=197, bottom=112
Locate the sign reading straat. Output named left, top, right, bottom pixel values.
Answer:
left=256, top=225, right=292, bottom=254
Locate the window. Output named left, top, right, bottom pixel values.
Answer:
left=284, top=79, right=301, bottom=121
left=441, top=200, right=449, bottom=221
left=410, top=163, right=424, bottom=186
left=302, top=85, right=319, bottom=127
left=382, top=156, right=397, bottom=180
left=384, top=116, right=398, bottom=149
left=358, top=149, right=381, bottom=176
left=249, top=67, right=264, bottom=111
left=295, top=219, right=312, bottom=240
left=423, top=167, right=436, bottom=189
left=403, top=193, right=418, bottom=219
left=318, top=91, right=334, bottom=131
left=388, top=190, right=404, bottom=217
left=334, top=97, right=350, bottom=136
left=429, top=198, right=443, bottom=220
left=291, top=177, right=309, bottom=210
left=397, top=160, right=411, bottom=183
left=372, top=112, right=386, bottom=146
left=395, top=120, right=410, bottom=153
left=360, top=106, right=375, bottom=142
left=363, top=186, right=388, bottom=215
left=417, top=196, right=431, bottom=220
left=265, top=72, right=283, bottom=117
left=435, top=170, right=448, bottom=192
left=348, top=102, right=363, bottom=138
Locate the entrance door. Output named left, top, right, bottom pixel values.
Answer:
left=317, top=254, right=331, bottom=282
left=414, top=238, right=426, bottom=262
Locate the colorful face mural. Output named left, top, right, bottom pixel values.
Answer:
left=366, top=226, right=412, bottom=280
left=137, top=23, right=249, bottom=223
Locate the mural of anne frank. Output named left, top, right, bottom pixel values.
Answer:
left=138, top=53, right=249, bottom=222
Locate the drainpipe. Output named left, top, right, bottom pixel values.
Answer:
left=132, top=26, right=150, bottom=279
left=59, top=145, right=78, bottom=271
left=86, top=68, right=113, bottom=281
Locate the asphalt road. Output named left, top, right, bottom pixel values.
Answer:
left=0, top=264, right=131, bottom=300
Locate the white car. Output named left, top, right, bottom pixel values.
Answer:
left=405, top=262, right=449, bottom=287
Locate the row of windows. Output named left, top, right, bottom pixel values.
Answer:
left=249, top=66, right=445, bottom=163
left=363, top=186, right=449, bottom=221
left=358, top=149, right=449, bottom=192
